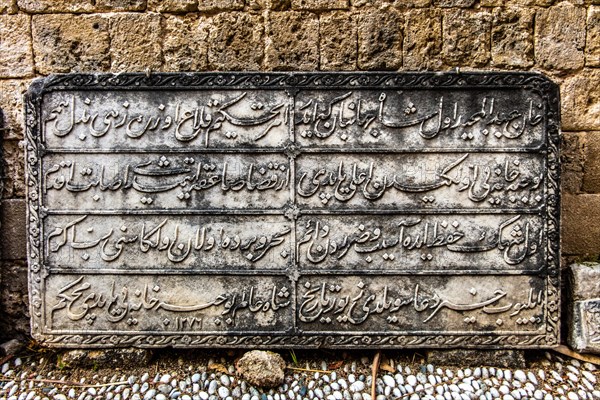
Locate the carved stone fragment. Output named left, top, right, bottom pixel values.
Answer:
left=25, top=72, right=561, bottom=348
left=569, top=263, right=600, bottom=354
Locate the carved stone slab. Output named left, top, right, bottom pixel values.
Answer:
left=25, top=72, right=561, bottom=348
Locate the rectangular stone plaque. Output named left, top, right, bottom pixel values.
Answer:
left=25, top=72, right=561, bottom=348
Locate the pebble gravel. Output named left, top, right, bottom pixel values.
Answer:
left=1, top=352, right=599, bottom=400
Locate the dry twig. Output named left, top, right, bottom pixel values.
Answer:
left=553, top=345, right=600, bottom=366
left=371, top=351, right=381, bottom=400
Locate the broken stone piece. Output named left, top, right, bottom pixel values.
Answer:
left=236, top=350, right=286, bottom=387
left=569, top=263, right=600, bottom=354
left=59, top=348, right=152, bottom=368
left=0, top=339, right=24, bottom=356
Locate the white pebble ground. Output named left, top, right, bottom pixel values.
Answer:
left=0, top=351, right=599, bottom=400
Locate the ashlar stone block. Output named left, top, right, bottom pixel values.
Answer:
left=2, top=139, right=25, bottom=199
left=163, top=15, right=208, bottom=72
left=319, top=11, right=357, bottom=71
left=0, top=79, right=31, bottom=140
left=433, top=0, right=475, bottom=7
left=197, top=0, right=244, bottom=11
left=17, top=0, right=95, bottom=13
left=109, top=13, right=163, bottom=72
left=0, top=14, right=33, bottom=78
left=0, top=0, right=17, bottom=13
left=403, top=8, right=442, bottom=70
left=148, top=0, right=197, bottom=12
left=357, top=7, right=403, bottom=70
left=94, top=0, right=146, bottom=10
left=207, top=13, right=264, bottom=71
left=291, top=0, right=348, bottom=10
left=32, top=14, right=110, bottom=74
left=586, top=6, right=600, bottom=67
left=265, top=11, right=318, bottom=70
left=561, top=132, right=585, bottom=194
left=442, top=10, right=491, bottom=67
left=535, top=3, right=586, bottom=71
left=561, top=69, right=600, bottom=131
left=491, top=7, right=534, bottom=69
left=0, top=199, right=27, bottom=260
left=562, top=194, right=600, bottom=255
left=582, top=132, right=600, bottom=193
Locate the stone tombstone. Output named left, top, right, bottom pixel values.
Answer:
left=25, top=72, right=561, bottom=348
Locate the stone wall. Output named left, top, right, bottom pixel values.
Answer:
left=0, top=0, right=599, bottom=342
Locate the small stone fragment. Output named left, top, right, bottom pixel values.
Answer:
left=236, top=350, right=286, bottom=388
left=0, top=339, right=24, bottom=356
left=59, top=348, right=153, bottom=369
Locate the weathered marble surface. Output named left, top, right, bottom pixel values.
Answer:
left=569, top=263, right=600, bottom=354
left=25, top=72, right=560, bottom=348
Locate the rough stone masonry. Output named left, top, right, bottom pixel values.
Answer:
left=1, top=0, right=600, bottom=346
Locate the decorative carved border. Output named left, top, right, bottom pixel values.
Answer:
left=26, top=72, right=560, bottom=348
left=38, top=72, right=555, bottom=92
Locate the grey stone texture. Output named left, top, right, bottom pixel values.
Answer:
left=426, top=349, right=526, bottom=368
left=569, top=264, right=600, bottom=354
left=1, top=0, right=600, bottom=346
left=0, top=199, right=26, bottom=260
left=0, top=338, right=24, bottom=356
